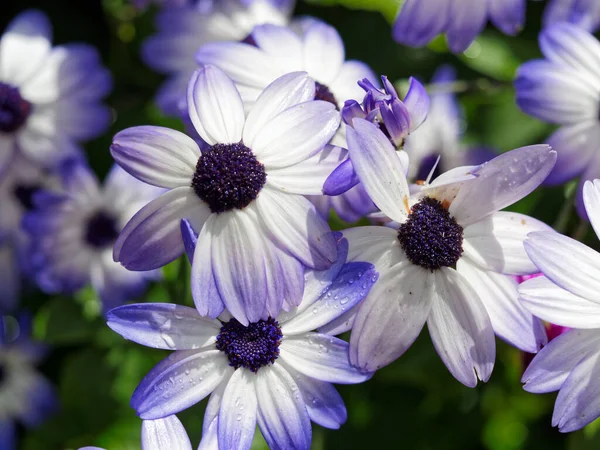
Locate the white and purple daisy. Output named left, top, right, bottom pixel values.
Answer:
left=195, top=19, right=376, bottom=123
left=23, top=161, right=162, bottom=312
left=81, top=415, right=194, bottom=450
left=0, top=10, right=112, bottom=173
left=392, top=0, right=526, bottom=53
left=519, top=179, right=600, bottom=432
left=404, top=66, right=496, bottom=181
left=0, top=316, right=56, bottom=450
left=335, top=118, right=555, bottom=386
left=111, top=67, right=341, bottom=325
left=515, top=22, right=600, bottom=219
left=0, top=155, right=63, bottom=312
left=142, top=0, right=294, bottom=116
left=106, top=237, right=377, bottom=450
left=544, top=0, right=600, bottom=32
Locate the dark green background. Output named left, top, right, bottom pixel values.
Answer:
left=1, top=0, right=596, bottom=448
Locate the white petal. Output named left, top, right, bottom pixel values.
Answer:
left=218, top=369, right=257, bottom=450
left=0, top=10, right=52, bottom=85
left=457, top=260, right=547, bottom=353
left=267, top=145, right=346, bottom=195
left=243, top=72, right=315, bottom=147
left=342, top=226, right=404, bottom=272
left=462, top=211, right=553, bottom=275
left=525, top=231, right=600, bottom=302
left=187, top=66, right=245, bottom=145
left=302, top=21, right=345, bottom=85
left=111, top=126, right=199, bottom=189
left=256, top=187, right=336, bottom=270
left=519, top=275, right=600, bottom=328
left=141, top=416, right=192, bottom=450
left=350, top=262, right=432, bottom=371
left=252, top=101, right=340, bottom=169
left=523, top=329, right=600, bottom=394
left=428, top=268, right=496, bottom=387
left=346, top=119, right=410, bottom=223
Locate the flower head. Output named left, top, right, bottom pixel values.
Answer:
left=393, top=0, right=526, bottom=53
left=0, top=10, right=112, bottom=173
left=515, top=23, right=600, bottom=219
left=142, top=0, right=293, bottom=116
left=0, top=315, right=56, bottom=450
left=341, top=118, right=555, bottom=386
left=519, top=179, right=600, bottom=432
left=107, top=237, right=378, bottom=450
left=544, top=0, right=600, bottom=32
left=111, top=67, right=341, bottom=325
left=23, top=161, right=163, bottom=311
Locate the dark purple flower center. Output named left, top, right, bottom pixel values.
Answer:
left=13, top=184, right=41, bottom=211
left=397, top=197, right=463, bottom=271
left=192, top=142, right=266, bottom=213
left=85, top=211, right=120, bottom=249
left=315, top=81, right=338, bottom=109
left=0, top=82, right=32, bottom=133
left=216, top=317, right=282, bottom=372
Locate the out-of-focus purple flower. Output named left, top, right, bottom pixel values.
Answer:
left=392, top=0, right=526, bottom=53
left=106, top=237, right=377, bottom=450
left=142, top=0, right=294, bottom=116
left=404, top=66, right=497, bottom=181
left=0, top=10, right=112, bottom=174
left=544, top=0, right=600, bottom=32
left=339, top=119, right=556, bottom=385
left=0, top=155, right=65, bottom=313
left=80, top=415, right=193, bottom=450
left=519, top=179, right=600, bottom=432
left=515, top=23, right=600, bottom=220
left=111, top=68, right=341, bottom=325
left=0, top=315, right=56, bottom=450
left=23, top=161, right=163, bottom=312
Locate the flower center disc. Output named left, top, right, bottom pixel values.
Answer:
left=0, top=82, right=32, bottom=133
left=315, top=81, right=338, bottom=108
left=397, top=197, right=463, bottom=271
left=216, top=318, right=283, bottom=372
left=85, top=211, right=120, bottom=249
left=192, top=143, right=267, bottom=213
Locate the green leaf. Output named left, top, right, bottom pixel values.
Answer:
left=459, top=34, right=521, bottom=81
left=303, top=0, right=402, bottom=23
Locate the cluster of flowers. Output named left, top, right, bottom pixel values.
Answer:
left=2, top=0, right=600, bottom=448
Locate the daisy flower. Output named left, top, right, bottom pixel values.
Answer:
left=404, top=66, right=496, bottom=181
left=23, top=161, right=163, bottom=312
left=81, top=415, right=194, bottom=450
left=392, top=0, right=526, bottom=53
left=544, top=0, right=600, bottom=32
left=195, top=19, right=376, bottom=127
left=106, top=237, right=377, bottom=450
left=519, top=179, right=600, bottom=432
left=339, top=118, right=555, bottom=386
left=515, top=23, right=600, bottom=219
left=111, top=67, right=341, bottom=325
left=142, top=0, right=294, bottom=116
left=0, top=155, right=63, bottom=312
left=0, top=315, right=56, bottom=450
left=0, top=10, right=112, bottom=173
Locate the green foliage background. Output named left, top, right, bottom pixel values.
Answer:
left=2, top=0, right=597, bottom=448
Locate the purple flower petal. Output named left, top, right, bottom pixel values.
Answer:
left=489, top=0, right=525, bottom=35
left=322, top=157, right=360, bottom=196
left=141, top=415, right=192, bottom=450
left=218, top=369, right=257, bottom=450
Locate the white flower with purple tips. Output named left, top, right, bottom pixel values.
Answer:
left=339, top=117, right=556, bottom=386
left=0, top=10, right=111, bottom=174
left=393, top=0, right=526, bottom=53
left=516, top=23, right=600, bottom=218
left=106, top=237, right=377, bottom=450
left=111, top=67, right=341, bottom=325
left=519, top=179, right=600, bottom=432
left=23, top=161, right=163, bottom=311
left=142, top=0, right=293, bottom=116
